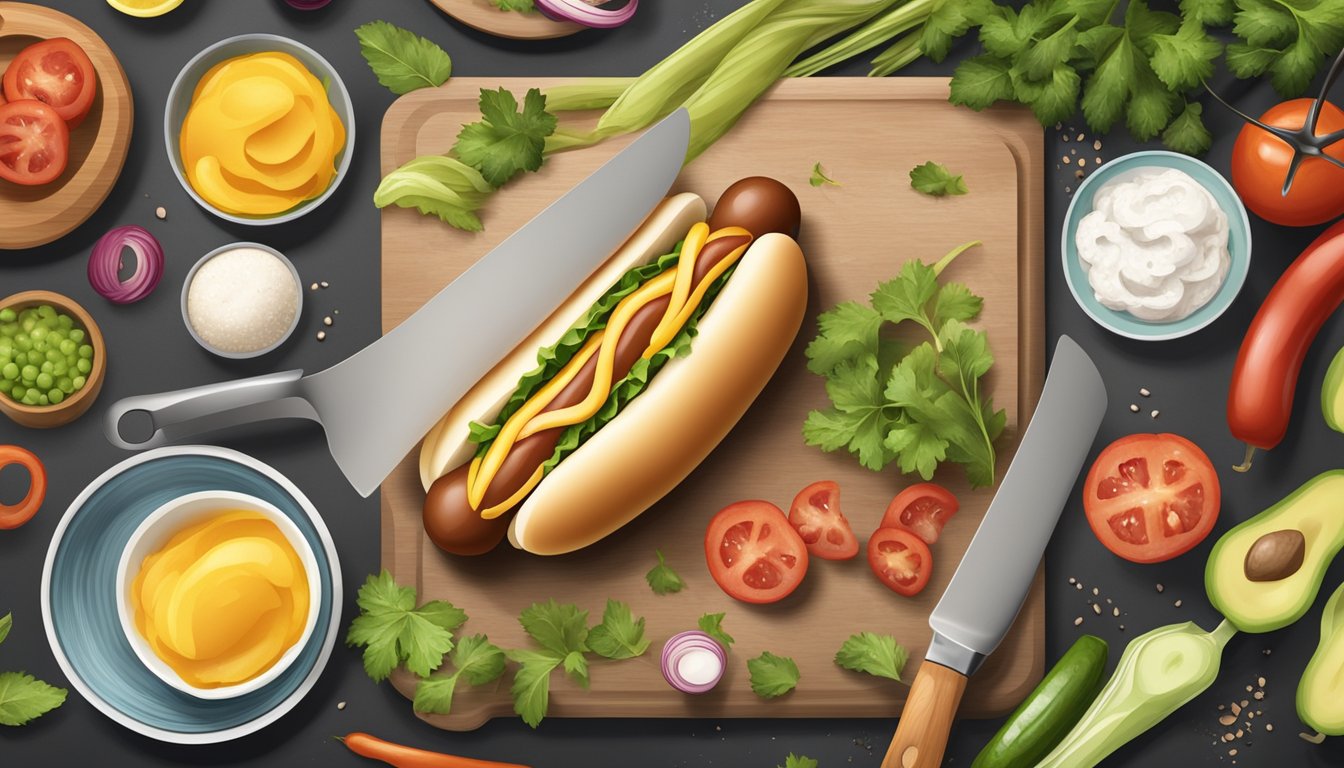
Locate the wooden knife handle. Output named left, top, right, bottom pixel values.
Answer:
left=881, top=661, right=968, bottom=768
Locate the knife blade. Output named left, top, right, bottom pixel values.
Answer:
left=105, top=109, right=692, bottom=497
left=881, top=335, right=1107, bottom=768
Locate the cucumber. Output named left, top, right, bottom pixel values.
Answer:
left=971, top=635, right=1108, bottom=768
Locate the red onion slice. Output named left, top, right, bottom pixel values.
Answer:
left=661, top=630, right=726, bottom=694
left=284, top=0, right=332, bottom=9
left=534, top=0, right=636, bottom=29
left=88, top=225, right=165, bottom=305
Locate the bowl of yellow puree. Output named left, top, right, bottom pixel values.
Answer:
left=115, top=490, right=321, bottom=700
left=165, top=34, right=354, bottom=225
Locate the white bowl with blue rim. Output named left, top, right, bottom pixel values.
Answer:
left=114, top=489, right=322, bottom=701
left=1062, top=150, right=1252, bottom=341
left=164, top=33, right=354, bottom=226
left=41, top=446, right=341, bottom=744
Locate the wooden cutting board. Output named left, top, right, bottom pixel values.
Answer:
left=380, top=78, right=1045, bottom=730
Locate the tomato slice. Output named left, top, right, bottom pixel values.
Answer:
left=0, top=100, right=70, bottom=186
left=786, top=480, right=859, bottom=560
left=704, top=500, right=809, bottom=604
left=879, top=482, right=959, bottom=545
left=0, top=445, right=46, bottom=530
left=1083, top=433, right=1221, bottom=564
left=1231, top=99, right=1344, bottom=227
left=3, top=38, right=98, bottom=128
left=867, top=527, right=932, bottom=597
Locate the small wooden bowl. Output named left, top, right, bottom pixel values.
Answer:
left=0, top=290, right=106, bottom=428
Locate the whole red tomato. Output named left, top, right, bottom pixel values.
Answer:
left=1231, top=99, right=1344, bottom=227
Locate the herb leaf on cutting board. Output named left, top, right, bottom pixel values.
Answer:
left=346, top=570, right=467, bottom=681
left=834, top=632, right=909, bottom=682
left=698, top=612, right=735, bottom=649
left=646, top=549, right=686, bottom=595
left=780, top=754, right=820, bottom=768
left=355, top=21, right=453, bottom=96
left=413, top=634, right=507, bottom=715
left=747, top=651, right=800, bottom=698
left=507, top=600, right=593, bottom=727
left=810, top=163, right=842, bottom=187
left=587, top=600, right=650, bottom=660
left=490, top=0, right=535, bottom=12
left=0, top=672, right=66, bottom=727
left=454, top=87, right=558, bottom=189
left=909, top=161, right=968, bottom=196
left=803, top=242, right=1005, bottom=488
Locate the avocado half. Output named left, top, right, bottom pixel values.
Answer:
left=1324, top=346, right=1344, bottom=433
left=1205, top=470, right=1344, bottom=633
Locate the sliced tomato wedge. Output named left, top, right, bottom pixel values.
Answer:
left=3, top=38, right=99, bottom=128
left=704, top=500, right=809, bottom=604
left=867, top=527, right=933, bottom=597
left=1083, top=433, right=1221, bottom=564
left=0, top=445, right=46, bottom=530
left=879, top=482, right=959, bottom=545
left=0, top=100, right=70, bottom=186
left=787, top=480, right=859, bottom=560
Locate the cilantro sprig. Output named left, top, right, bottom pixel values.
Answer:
left=909, top=161, right=968, bottom=197
left=803, top=241, right=1006, bottom=488
left=345, top=570, right=467, bottom=681
left=454, top=87, right=559, bottom=188
left=355, top=21, right=453, bottom=96
left=0, top=612, right=66, bottom=727
left=413, top=634, right=507, bottom=715
left=780, top=755, right=819, bottom=768
left=698, top=612, right=735, bottom=649
left=809, top=162, right=842, bottom=187
left=646, top=550, right=686, bottom=595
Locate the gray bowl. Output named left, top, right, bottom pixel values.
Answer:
left=181, top=242, right=303, bottom=359
left=164, top=33, right=355, bottom=226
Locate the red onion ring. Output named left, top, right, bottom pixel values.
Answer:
left=535, top=0, right=636, bottom=29
left=284, top=0, right=332, bottom=9
left=660, top=630, right=725, bottom=694
left=88, top=225, right=164, bottom=305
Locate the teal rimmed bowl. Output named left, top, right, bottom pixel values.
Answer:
left=1062, top=150, right=1252, bottom=341
left=40, top=446, right=341, bottom=744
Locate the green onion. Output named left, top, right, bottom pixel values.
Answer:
left=783, top=0, right=932, bottom=78
left=543, top=79, right=636, bottom=112
left=869, top=31, right=924, bottom=77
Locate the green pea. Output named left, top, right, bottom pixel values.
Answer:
left=36, top=305, right=54, bottom=319
left=35, top=372, right=52, bottom=390
left=69, top=329, right=85, bottom=344
left=1, top=363, right=16, bottom=380
left=57, top=314, right=73, bottom=330
left=47, top=389, right=63, bottom=404
left=59, top=339, right=76, bottom=356
left=20, top=365, right=38, bottom=382
left=10, top=383, right=24, bottom=400
left=30, top=326, right=46, bottom=342
left=76, top=358, right=91, bottom=375
left=39, top=361, right=52, bottom=375
left=57, top=376, right=73, bottom=394
left=20, top=390, right=38, bottom=405
left=78, top=344, right=92, bottom=359
left=45, top=349, right=61, bottom=363
left=52, top=361, right=66, bottom=376
left=0, top=308, right=14, bottom=322
left=72, top=375, right=86, bottom=391
left=14, top=335, right=31, bottom=352
left=37, top=394, right=48, bottom=406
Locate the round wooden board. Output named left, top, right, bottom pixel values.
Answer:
left=0, top=2, right=134, bottom=251
left=427, top=0, right=585, bottom=41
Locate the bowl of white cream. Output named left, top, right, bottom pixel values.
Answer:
left=1063, top=151, right=1251, bottom=341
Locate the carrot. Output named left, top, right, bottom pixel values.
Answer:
left=341, top=732, right=532, bottom=768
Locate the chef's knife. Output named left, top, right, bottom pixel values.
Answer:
left=104, top=109, right=692, bottom=497
left=881, top=335, right=1107, bottom=768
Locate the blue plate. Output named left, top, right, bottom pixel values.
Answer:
left=1062, top=150, right=1253, bottom=341
left=41, top=446, right=341, bottom=744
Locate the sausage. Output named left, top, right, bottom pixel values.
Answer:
left=1228, top=219, right=1344, bottom=471
left=424, top=233, right=751, bottom=554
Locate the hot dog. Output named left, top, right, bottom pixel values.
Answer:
left=419, top=177, right=807, bottom=556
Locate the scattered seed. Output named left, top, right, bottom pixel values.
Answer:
left=1069, top=577, right=1076, bottom=584
left=1156, top=583, right=1165, bottom=592
left=310, top=282, right=320, bottom=291
left=1075, top=583, right=1083, bottom=590
left=1113, top=607, right=1120, bottom=617
left=334, top=309, right=340, bottom=315
left=1236, top=729, right=1244, bottom=739
left=1095, top=156, right=1103, bottom=165
left=1074, top=616, right=1084, bottom=626
left=1232, top=703, right=1243, bottom=716
left=1130, top=403, right=1140, bottom=412
left=1077, top=133, right=1085, bottom=141
left=1253, top=691, right=1264, bottom=700
left=1175, top=599, right=1183, bottom=607
left=1093, top=604, right=1102, bottom=615
left=1264, top=649, right=1272, bottom=655
left=1092, top=587, right=1099, bottom=596
left=1247, top=711, right=1255, bottom=719
left=1151, top=409, right=1161, bottom=418
left=1140, top=387, right=1151, bottom=397
left=1219, top=704, right=1225, bottom=711
left=1241, top=699, right=1250, bottom=708
left=320, top=281, right=330, bottom=289
left=1079, top=158, right=1088, bottom=168
left=1246, top=685, right=1253, bottom=692
left=1064, top=155, right=1072, bottom=164
left=1266, top=724, right=1274, bottom=732
left=1220, top=714, right=1237, bottom=726
left=1065, top=186, right=1072, bottom=194
left=316, top=331, right=327, bottom=342
left=1258, top=677, right=1266, bottom=687
left=337, top=701, right=346, bottom=710
left=323, top=316, right=333, bottom=327
left=155, top=206, right=167, bottom=220
left=1071, top=148, right=1078, bottom=155
left=1075, top=169, right=1085, bottom=179
left=1094, top=139, right=1102, bottom=151
left=1223, top=733, right=1235, bottom=742
left=1229, top=749, right=1238, bottom=757
left=1062, top=133, right=1070, bottom=141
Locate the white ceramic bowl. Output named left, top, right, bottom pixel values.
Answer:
left=180, top=242, right=303, bottom=359
left=164, top=33, right=355, bottom=225
left=114, top=490, right=321, bottom=701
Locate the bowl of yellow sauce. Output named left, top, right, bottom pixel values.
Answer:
left=115, top=490, right=321, bottom=699
left=165, top=34, right=354, bottom=225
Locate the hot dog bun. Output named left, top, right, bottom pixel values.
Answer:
left=507, top=232, right=808, bottom=555
left=418, top=193, right=709, bottom=491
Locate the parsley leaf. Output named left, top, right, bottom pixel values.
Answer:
left=1162, top=101, right=1213, bottom=155
left=454, top=88, right=558, bottom=188
left=355, top=21, right=452, bottom=96
left=507, top=601, right=591, bottom=727
left=0, top=613, right=10, bottom=647
left=948, top=54, right=1015, bottom=110
left=809, top=162, right=841, bottom=187
left=646, top=550, right=686, bottom=595
left=698, top=613, right=735, bottom=649
left=748, top=651, right=800, bottom=698
left=834, top=632, right=910, bottom=682
left=781, top=754, right=820, bottom=768
left=519, top=600, right=589, bottom=658
left=1182, top=0, right=1234, bottom=25
left=587, top=600, right=650, bottom=660
left=804, top=301, right=883, bottom=376
left=491, top=0, right=535, bottom=11
left=803, top=356, right=897, bottom=471
left=909, top=161, right=968, bottom=197
left=922, top=0, right=995, bottom=62
left=413, top=634, right=507, bottom=716
left=0, top=672, right=66, bottom=727
left=346, top=571, right=466, bottom=681
left=1151, top=19, right=1222, bottom=90
left=507, top=649, right=560, bottom=728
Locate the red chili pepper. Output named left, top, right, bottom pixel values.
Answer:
left=341, top=732, right=532, bottom=768
left=0, top=445, right=45, bottom=529
left=1228, top=219, right=1344, bottom=471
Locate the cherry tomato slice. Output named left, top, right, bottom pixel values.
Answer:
left=1083, top=433, right=1221, bottom=564
left=879, top=482, right=959, bottom=545
left=787, top=480, right=859, bottom=560
left=3, top=38, right=98, bottom=128
left=0, top=100, right=70, bottom=186
left=0, top=445, right=46, bottom=530
left=866, top=527, right=932, bottom=597
left=1231, top=99, right=1344, bottom=227
left=704, top=500, right=809, bottom=604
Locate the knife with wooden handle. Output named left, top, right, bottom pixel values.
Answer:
left=881, top=335, right=1107, bottom=768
